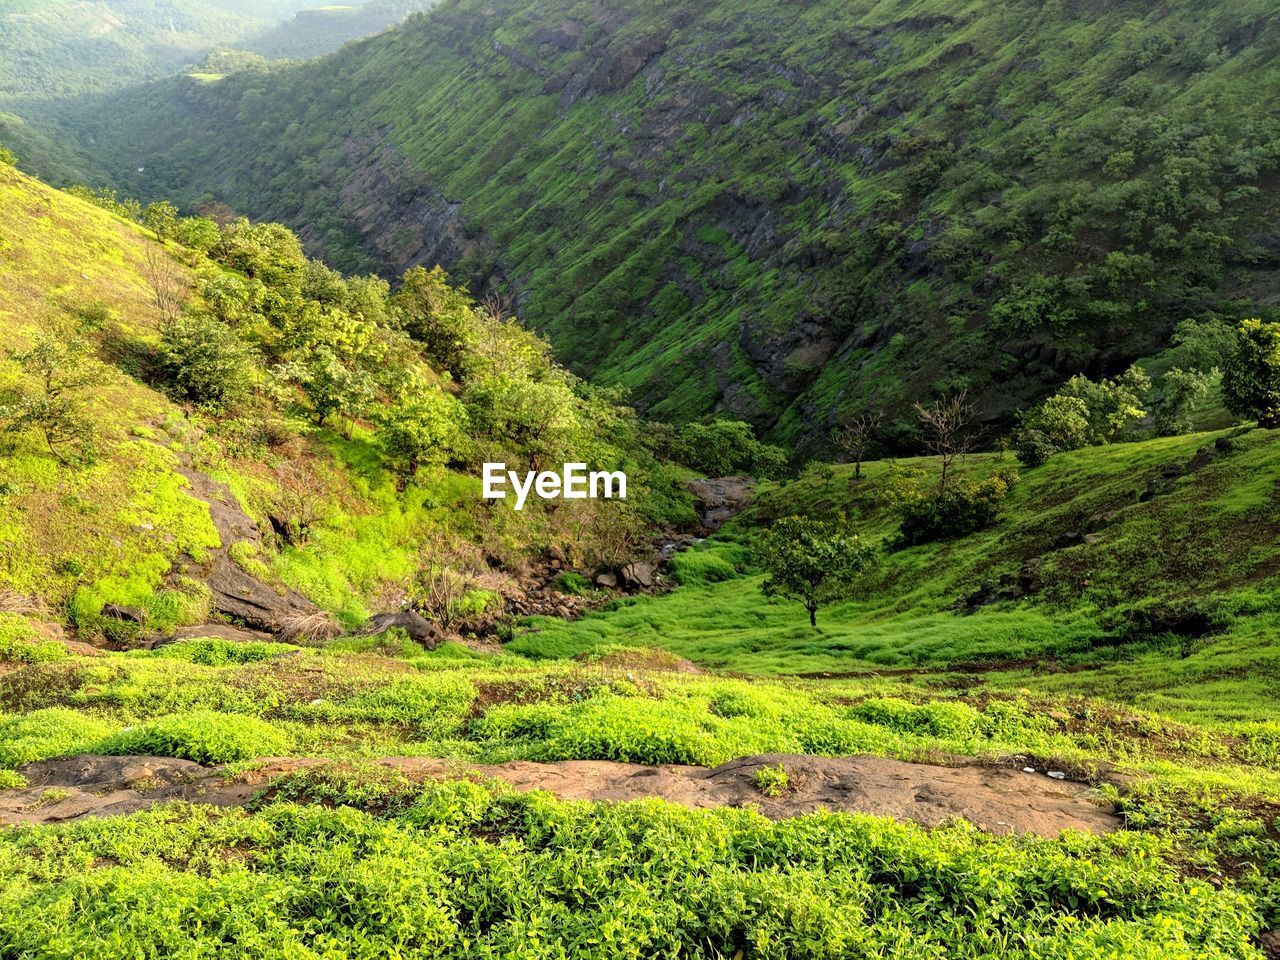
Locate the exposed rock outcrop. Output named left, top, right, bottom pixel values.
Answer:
left=2, top=752, right=1121, bottom=837
left=174, top=460, right=321, bottom=636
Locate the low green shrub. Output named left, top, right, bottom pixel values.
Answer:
left=0, top=614, right=65, bottom=664
left=0, top=779, right=1263, bottom=959
left=752, top=763, right=790, bottom=797
left=0, top=708, right=115, bottom=767
left=150, top=638, right=293, bottom=666
left=550, top=571, right=592, bottom=596
left=896, top=470, right=1019, bottom=546
left=298, top=674, right=475, bottom=738
left=849, top=697, right=982, bottom=739
left=94, top=710, right=289, bottom=764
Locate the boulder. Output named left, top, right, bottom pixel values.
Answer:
left=594, top=571, right=618, bottom=589
left=204, top=556, right=319, bottom=634
left=363, top=610, right=445, bottom=649
left=619, top=561, right=656, bottom=589
left=101, top=604, right=147, bottom=624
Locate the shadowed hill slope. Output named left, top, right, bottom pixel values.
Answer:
left=49, top=0, right=1280, bottom=445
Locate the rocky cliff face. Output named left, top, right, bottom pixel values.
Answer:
left=72, top=0, right=1280, bottom=447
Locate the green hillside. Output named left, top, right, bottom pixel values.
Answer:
left=45, top=0, right=1280, bottom=445
left=1, top=160, right=1280, bottom=957
left=244, top=0, right=438, bottom=60
left=0, top=0, right=328, bottom=181
left=0, top=159, right=685, bottom=640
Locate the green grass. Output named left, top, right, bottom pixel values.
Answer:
left=0, top=774, right=1264, bottom=959
left=511, top=430, right=1280, bottom=723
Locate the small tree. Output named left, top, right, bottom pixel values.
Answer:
left=141, top=245, right=189, bottom=327
left=914, top=391, right=977, bottom=493
left=1013, top=395, right=1089, bottom=467
left=142, top=201, right=180, bottom=241
left=299, top=347, right=376, bottom=435
left=270, top=461, right=331, bottom=547
left=755, top=516, right=875, bottom=628
left=831, top=411, right=882, bottom=480
left=1058, top=366, right=1150, bottom=443
left=1, top=328, right=106, bottom=464
left=378, top=390, right=470, bottom=482
left=1222, top=318, right=1280, bottom=428
left=1154, top=367, right=1213, bottom=436
left=156, top=313, right=257, bottom=410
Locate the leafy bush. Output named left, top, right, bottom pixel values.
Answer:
left=667, top=419, right=789, bottom=478
left=1015, top=367, right=1151, bottom=465
left=94, top=710, right=289, bottom=764
left=377, top=390, right=470, bottom=479
left=150, top=638, right=292, bottom=666
left=1154, top=368, right=1214, bottom=436
left=896, top=470, right=1018, bottom=546
left=849, top=697, right=982, bottom=739
left=550, top=571, right=592, bottom=595
left=156, top=313, right=258, bottom=409
left=752, top=763, right=790, bottom=797
left=1222, top=318, right=1280, bottom=428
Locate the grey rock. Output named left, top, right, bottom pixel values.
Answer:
left=620, top=562, right=656, bottom=589
left=363, top=610, right=445, bottom=649
left=101, top=604, right=147, bottom=624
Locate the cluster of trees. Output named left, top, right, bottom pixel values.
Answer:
left=654, top=419, right=788, bottom=479
left=1012, top=367, right=1151, bottom=467
left=118, top=212, right=641, bottom=493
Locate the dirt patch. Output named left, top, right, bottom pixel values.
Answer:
left=576, top=647, right=701, bottom=674
left=1, top=752, right=1119, bottom=836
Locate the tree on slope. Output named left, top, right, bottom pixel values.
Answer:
left=1222, top=319, right=1280, bottom=428
left=914, top=392, right=977, bottom=494
left=832, top=411, right=882, bottom=481
left=755, top=516, right=875, bottom=628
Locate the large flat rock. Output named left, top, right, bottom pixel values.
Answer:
left=2, top=753, right=1118, bottom=836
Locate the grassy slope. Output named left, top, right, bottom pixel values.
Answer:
left=0, top=166, right=587, bottom=636
left=1, top=168, right=1279, bottom=954
left=0, top=0, right=319, bottom=181
left=513, top=430, right=1280, bottom=722
left=0, top=165, right=221, bottom=623
left=55, top=0, right=1280, bottom=443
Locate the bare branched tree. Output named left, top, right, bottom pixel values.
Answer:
left=914, top=391, right=978, bottom=494
left=141, top=245, right=189, bottom=329
left=271, top=461, right=331, bottom=547
left=410, top=535, right=489, bottom=632
left=479, top=289, right=514, bottom=325
left=831, top=411, right=883, bottom=481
